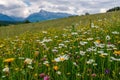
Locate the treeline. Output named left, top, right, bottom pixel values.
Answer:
left=0, top=21, right=17, bottom=27
left=0, top=20, right=31, bottom=27
left=107, top=6, right=120, bottom=12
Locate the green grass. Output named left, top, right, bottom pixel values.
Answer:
left=0, top=11, right=120, bottom=80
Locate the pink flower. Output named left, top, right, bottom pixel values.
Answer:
left=39, top=73, right=45, bottom=78
left=91, top=73, right=96, bottom=77
left=44, top=76, right=50, bottom=80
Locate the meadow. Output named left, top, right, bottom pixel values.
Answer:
left=0, top=11, right=120, bottom=80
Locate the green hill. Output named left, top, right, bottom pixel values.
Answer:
left=0, top=11, right=120, bottom=39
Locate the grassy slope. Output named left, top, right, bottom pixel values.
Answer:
left=0, top=11, right=120, bottom=39
left=0, top=11, right=120, bottom=80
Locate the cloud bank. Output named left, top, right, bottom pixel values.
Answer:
left=0, top=0, right=119, bottom=18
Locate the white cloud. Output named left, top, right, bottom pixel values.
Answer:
left=0, top=0, right=120, bottom=18
left=100, top=8, right=107, bottom=13
left=0, top=0, right=30, bottom=18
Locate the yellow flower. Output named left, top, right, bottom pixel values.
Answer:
left=34, top=51, right=39, bottom=56
left=51, top=60, right=56, bottom=63
left=34, top=73, right=38, bottom=77
left=95, top=40, right=100, bottom=44
left=45, top=64, right=49, bottom=67
left=15, top=68, right=19, bottom=71
left=53, top=66, right=59, bottom=71
left=4, top=58, right=15, bottom=63
left=0, top=44, right=4, bottom=48
left=118, top=41, right=120, bottom=44
left=99, top=54, right=105, bottom=58
left=114, top=51, right=120, bottom=55
left=61, top=52, right=64, bottom=55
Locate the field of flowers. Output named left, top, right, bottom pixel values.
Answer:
left=0, top=13, right=120, bottom=80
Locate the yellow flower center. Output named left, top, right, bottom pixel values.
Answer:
left=60, top=57, right=65, bottom=61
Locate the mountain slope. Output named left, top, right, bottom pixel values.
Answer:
left=26, top=10, right=73, bottom=22
left=0, top=13, right=15, bottom=21
left=10, top=16, right=24, bottom=21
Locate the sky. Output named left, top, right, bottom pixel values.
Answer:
left=0, top=0, right=120, bottom=18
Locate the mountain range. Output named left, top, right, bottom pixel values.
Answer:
left=0, top=10, right=73, bottom=22
left=0, top=13, right=15, bottom=22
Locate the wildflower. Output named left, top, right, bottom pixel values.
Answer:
left=110, top=57, right=120, bottom=61
left=3, top=66, right=9, bottom=73
left=106, top=35, right=111, bottom=40
left=95, top=40, right=100, bottom=44
left=91, top=73, right=96, bottom=77
left=18, top=57, right=25, bottom=60
left=99, top=54, right=105, bottom=58
left=24, top=58, right=32, bottom=64
left=56, top=71, right=61, bottom=75
left=87, top=38, right=93, bottom=41
left=80, top=51, right=86, bottom=56
left=76, top=73, right=81, bottom=76
left=44, top=75, right=50, bottom=80
left=91, top=23, right=94, bottom=28
left=27, top=65, right=34, bottom=69
left=80, top=41, right=88, bottom=45
left=86, top=59, right=95, bottom=64
left=93, top=63, right=97, bottom=66
left=42, top=31, right=47, bottom=34
left=52, top=49, right=58, bottom=53
left=0, top=44, right=4, bottom=48
left=43, top=61, right=49, bottom=65
left=105, top=69, right=110, bottom=74
left=34, top=73, right=38, bottom=77
left=15, top=68, right=19, bottom=71
left=71, top=32, right=78, bottom=35
left=59, top=43, right=65, bottom=47
left=4, top=58, right=15, bottom=63
left=43, top=61, right=49, bottom=67
left=51, top=60, right=56, bottom=63
left=98, top=44, right=105, bottom=48
left=54, top=54, right=69, bottom=62
left=42, top=38, right=52, bottom=43
left=112, top=31, right=119, bottom=34
left=114, top=51, right=120, bottom=55
left=53, top=66, right=59, bottom=71
left=41, top=57, right=47, bottom=61
left=39, top=73, right=45, bottom=78
left=73, top=62, right=78, bottom=66
left=34, top=51, right=39, bottom=56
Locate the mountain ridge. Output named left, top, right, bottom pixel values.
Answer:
left=26, top=10, right=74, bottom=22
left=0, top=10, right=74, bottom=22
left=0, top=13, right=15, bottom=21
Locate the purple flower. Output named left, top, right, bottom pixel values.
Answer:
left=105, top=69, right=110, bottom=74
left=44, top=76, right=50, bottom=80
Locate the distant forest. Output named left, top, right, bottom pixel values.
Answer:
left=107, top=6, right=120, bottom=12
left=0, top=20, right=30, bottom=27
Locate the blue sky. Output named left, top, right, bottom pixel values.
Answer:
left=0, top=0, right=120, bottom=18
